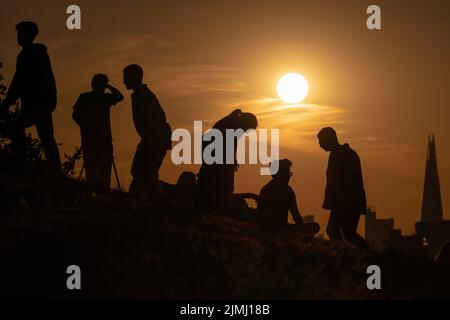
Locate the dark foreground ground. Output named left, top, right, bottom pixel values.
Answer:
left=1, top=176, right=450, bottom=300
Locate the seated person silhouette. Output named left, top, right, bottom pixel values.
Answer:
left=123, top=64, right=172, bottom=203
left=165, top=171, right=197, bottom=210
left=257, top=159, right=320, bottom=236
left=195, top=109, right=257, bottom=213
left=72, top=74, right=123, bottom=191
left=0, top=21, right=61, bottom=175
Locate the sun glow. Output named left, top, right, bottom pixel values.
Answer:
left=277, top=73, right=309, bottom=104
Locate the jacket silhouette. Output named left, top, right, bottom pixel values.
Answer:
left=323, top=143, right=367, bottom=212
left=0, top=21, right=60, bottom=174
left=5, top=43, right=57, bottom=114
left=72, top=74, right=123, bottom=190
left=123, top=64, right=171, bottom=201
left=131, top=84, right=170, bottom=144
left=165, top=171, right=197, bottom=209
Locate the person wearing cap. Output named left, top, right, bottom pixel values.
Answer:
left=72, top=73, right=123, bottom=190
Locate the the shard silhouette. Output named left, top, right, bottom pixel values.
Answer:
left=421, top=134, right=443, bottom=221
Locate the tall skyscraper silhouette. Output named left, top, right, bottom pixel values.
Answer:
left=421, top=134, right=443, bottom=221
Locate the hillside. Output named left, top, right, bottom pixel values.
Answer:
left=1, top=175, right=450, bottom=300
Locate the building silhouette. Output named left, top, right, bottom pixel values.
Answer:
left=365, top=207, right=394, bottom=251
left=420, top=134, right=443, bottom=222
left=365, top=134, right=449, bottom=260
left=390, top=229, right=427, bottom=258
left=364, top=207, right=426, bottom=257
left=415, top=134, right=450, bottom=259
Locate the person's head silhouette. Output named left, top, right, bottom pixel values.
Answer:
left=240, top=112, right=258, bottom=131
left=176, top=171, right=197, bottom=191
left=271, top=159, right=293, bottom=184
left=318, top=127, right=339, bottom=152
left=123, top=64, right=143, bottom=90
left=91, top=73, right=109, bottom=93
left=16, top=21, right=39, bottom=47
left=228, top=109, right=258, bottom=131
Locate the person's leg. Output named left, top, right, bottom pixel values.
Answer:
left=97, top=140, right=113, bottom=191
left=147, top=146, right=166, bottom=201
left=10, top=118, right=27, bottom=172
left=129, top=140, right=144, bottom=196
left=35, top=112, right=61, bottom=175
left=82, top=142, right=95, bottom=186
left=219, top=165, right=236, bottom=212
left=229, top=194, right=251, bottom=218
left=106, top=142, right=113, bottom=190
left=326, top=210, right=342, bottom=240
left=194, top=166, right=213, bottom=213
left=93, top=144, right=105, bottom=190
left=130, top=140, right=161, bottom=199
left=287, top=223, right=320, bottom=236
left=341, top=213, right=370, bottom=250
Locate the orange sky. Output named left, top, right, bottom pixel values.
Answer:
left=1, top=0, right=450, bottom=234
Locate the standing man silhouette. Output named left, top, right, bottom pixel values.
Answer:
left=72, top=74, right=123, bottom=191
left=318, top=127, right=369, bottom=249
left=0, top=21, right=61, bottom=174
left=123, top=64, right=171, bottom=201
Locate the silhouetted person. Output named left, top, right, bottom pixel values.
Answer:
left=0, top=21, right=61, bottom=174
left=257, top=159, right=320, bottom=236
left=318, top=127, right=369, bottom=249
left=166, top=171, right=197, bottom=209
left=72, top=74, right=123, bottom=190
left=123, top=64, right=172, bottom=201
left=195, top=109, right=257, bottom=213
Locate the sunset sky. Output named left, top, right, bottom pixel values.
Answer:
left=1, top=0, right=449, bottom=234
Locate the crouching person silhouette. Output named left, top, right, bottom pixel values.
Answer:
left=318, top=127, right=370, bottom=249
left=0, top=21, right=61, bottom=174
left=195, top=109, right=257, bottom=213
left=123, top=64, right=172, bottom=202
left=165, top=171, right=197, bottom=210
left=72, top=74, right=123, bottom=191
left=257, top=159, right=320, bottom=236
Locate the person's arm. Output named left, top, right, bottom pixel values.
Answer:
left=106, top=84, right=124, bottom=105
left=323, top=153, right=339, bottom=210
left=1, top=61, right=21, bottom=109
left=289, top=188, right=305, bottom=224
left=236, top=193, right=259, bottom=201
left=350, top=151, right=367, bottom=214
left=256, top=187, right=266, bottom=214
left=72, top=95, right=83, bottom=126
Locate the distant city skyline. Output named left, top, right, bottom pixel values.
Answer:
left=366, top=135, right=449, bottom=258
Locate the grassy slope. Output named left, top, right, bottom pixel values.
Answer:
left=1, top=176, right=450, bottom=299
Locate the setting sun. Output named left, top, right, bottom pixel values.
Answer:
left=277, top=73, right=309, bottom=104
